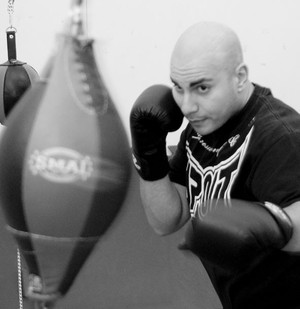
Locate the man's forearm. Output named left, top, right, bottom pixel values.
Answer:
left=282, top=201, right=300, bottom=252
left=139, top=176, right=190, bottom=235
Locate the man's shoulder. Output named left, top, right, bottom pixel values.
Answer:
left=255, top=88, right=300, bottom=136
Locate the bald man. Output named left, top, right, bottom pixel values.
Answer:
left=130, top=22, right=300, bottom=308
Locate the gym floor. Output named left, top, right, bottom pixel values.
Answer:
left=0, top=168, right=221, bottom=309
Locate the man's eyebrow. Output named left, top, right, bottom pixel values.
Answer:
left=170, top=77, right=213, bottom=87
left=170, top=77, right=178, bottom=85
left=190, top=78, right=213, bottom=87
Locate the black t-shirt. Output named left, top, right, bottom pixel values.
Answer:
left=169, top=84, right=300, bottom=308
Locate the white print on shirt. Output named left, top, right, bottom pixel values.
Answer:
left=187, top=127, right=254, bottom=218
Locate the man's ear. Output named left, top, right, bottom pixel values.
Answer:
left=235, top=63, right=249, bottom=92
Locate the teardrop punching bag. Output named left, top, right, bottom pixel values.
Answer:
left=0, top=28, right=39, bottom=124
left=0, top=5, right=131, bottom=308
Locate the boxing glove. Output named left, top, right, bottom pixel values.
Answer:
left=130, top=84, right=183, bottom=180
left=180, top=199, right=293, bottom=272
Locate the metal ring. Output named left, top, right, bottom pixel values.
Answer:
left=6, top=26, right=17, bottom=33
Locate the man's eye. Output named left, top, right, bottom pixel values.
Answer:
left=197, top=85, right=209, bottom=93
left=173, top=84, right=183, bottom=93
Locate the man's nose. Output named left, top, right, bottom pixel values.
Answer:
left=180, top=92, right=198, bottom=116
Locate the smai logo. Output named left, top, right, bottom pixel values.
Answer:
left=28, top=147, right=93, bottom=183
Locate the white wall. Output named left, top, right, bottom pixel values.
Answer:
left=0, top=0, right=300, bottom=145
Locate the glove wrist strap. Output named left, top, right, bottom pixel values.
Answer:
left=132, top=149, right=169, bottom=181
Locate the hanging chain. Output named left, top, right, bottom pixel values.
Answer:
left=18, top=249, right=51, bottom=309
left=70, top=0, right=89, bottom=38
left=7, top=0, right=15, bottom=29
left=17, top=248, right=23, bottom=309
left=17, top=249, right=49, bottom=309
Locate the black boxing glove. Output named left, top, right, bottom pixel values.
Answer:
left=180, top=199, right=293, bottom=272
left=130, top=84, right=183, bottom=180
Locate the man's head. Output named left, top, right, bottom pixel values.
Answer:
left=170, top=21, right=252, bottom=135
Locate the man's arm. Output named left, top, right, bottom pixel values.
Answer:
left=180, top=199, right=294, bottom=272
left=140, top=177, right=190, bottom=235
left=130, top=84, right=187, bottom=235
left=282, top=201, right=300, bottom=252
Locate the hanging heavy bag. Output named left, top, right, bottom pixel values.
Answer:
left=0, top=28, right=39, bottom=124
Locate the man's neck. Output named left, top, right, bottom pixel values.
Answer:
left=244, top=82, right=254, bottom=105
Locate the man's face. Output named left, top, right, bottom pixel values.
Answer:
left=170, top=56, right=241, bottom=136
